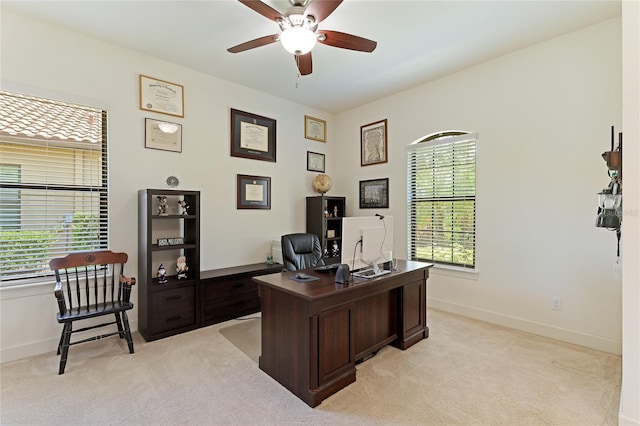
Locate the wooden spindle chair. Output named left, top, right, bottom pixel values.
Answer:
left=49, top=250, right=136, bottom=374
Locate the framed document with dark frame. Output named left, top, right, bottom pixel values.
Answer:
left=145, top=118, right=182, bottom=152
left=230, top=108, right=276, bottom=162
left=361, top=119, right=388, bottom=166
left=237, top=174, right=271, bottom=209
left=304, top=115, right=326, bottom=142
left=139, top=75, right=184, bottom=118
left=359, top=178, right=389, bottom=209
left=307, top=151, right=325, bottom=172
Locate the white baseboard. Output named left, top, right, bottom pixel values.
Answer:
left=619, top=413, right=640, bottom=426
left=428, top=298, right=622, bottom=355
left=1, top=319, right=139, bottom=364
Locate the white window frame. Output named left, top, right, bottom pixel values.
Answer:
left=0, top=90, right=109, bottom=287
left=407, top=131, right=477, bottom=271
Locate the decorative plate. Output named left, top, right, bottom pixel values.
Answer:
left=166, top=176, right=179, bottom=188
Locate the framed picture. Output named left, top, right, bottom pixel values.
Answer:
left=305, top=115, right=326, bottom=142
left=145, top=118, right=182, bottom=152
left=307, top=151, right=325, bottom=172
left=237, top=174, right=271, bottom=209
left=359, top=178, right=389, bottom=209
left=361, top=119, right=388, bottom=166
left=139, top=75, right=184, bottom=118
left=230, top=108, right=276, bottom=162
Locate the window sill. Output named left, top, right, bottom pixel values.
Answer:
left=430, top=264, right=479, bottom=281
left=0, top=279, right=57, bottom=300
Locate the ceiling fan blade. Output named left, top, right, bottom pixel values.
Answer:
left=237, top=0, right=285, bottom=23
left=304, top=0, right=343, bottom=24
left=318, top=30, right=377, bottom=52
left=227, top=34, right=279, bottom=53
left=296, top=52, right=313, bottom=76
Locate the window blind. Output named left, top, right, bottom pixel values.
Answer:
left=407, top=132, right=476, bottom=268
left=0, top=91, right=108, bottom=284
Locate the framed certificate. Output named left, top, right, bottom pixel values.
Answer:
left=230, top=109, right=276, bottom=162
left=139, top=75, right=184, bottom=118
left=237, top=174, right=271, bottom=209
left=145, top=118, right=182, bottom=152
left=305, top=115, right=326, bottom=142
left=307, top=151, right=325, bottom=172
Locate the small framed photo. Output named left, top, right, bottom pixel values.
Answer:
left=327, top=230, right=335, bottom=238
left=361, top=119, right=388, bottom=166
left=307, top=151, right=325, bottom=172
left=230, top=109, right=276, bottom=162
left=237, top=174, right=271, bottom=209
left=139, top=74, right=184, bottom=118
left=360, top=178, right=389, bottom=209
left=305, top=115, right=326, bottom=142
left=145, top=118, right=182, bottom=153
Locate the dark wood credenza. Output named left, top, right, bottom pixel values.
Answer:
left=254, top=260, right=432, bottom=407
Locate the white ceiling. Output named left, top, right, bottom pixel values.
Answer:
left=3, top=0, right=621, bottom=114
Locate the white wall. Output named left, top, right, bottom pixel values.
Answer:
left=0, top=9, right=334, bottom=361
left=620, top=2, right=640, bottom=425
left=334, top=18, right=623, bottom=354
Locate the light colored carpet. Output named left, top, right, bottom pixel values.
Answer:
left=0, top=309, right=621, bottom=425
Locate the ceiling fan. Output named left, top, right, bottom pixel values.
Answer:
left=227, top=0, right=377, bottom=76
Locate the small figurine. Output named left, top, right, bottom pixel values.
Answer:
left=178, top=200, right=189, bottom=215
left=157, top=264, right=167, bottom=284
left=157, top=196, right=168, bottom=216
left=333, top=206, right=338, bottom=217
left=324, top=209, right=331, bottom=218
left=176, top=256, right=188, bottom=280
left=332, top=241, right=340, bottom=257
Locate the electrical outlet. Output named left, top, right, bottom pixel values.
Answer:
left=551, top=298, right=563, bottom=311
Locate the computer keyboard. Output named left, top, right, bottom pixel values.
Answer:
left=352, top=268, right=391, bottom=279
left=314, top=264, right=340, bottom=272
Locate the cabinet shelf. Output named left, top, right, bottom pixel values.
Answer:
left=151, top=243, right=197, bottom=251
left=306, top=195, right=346, bottom=265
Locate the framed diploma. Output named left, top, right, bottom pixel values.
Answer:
left=361, top=119, right=388, bottom=166
left=304, top=115, right=326, bottom=142
left=237, top=174, right=271, bottom=209
left=307, top=151, right=325, bottom=172
left=230, top=108, right=276, bottom=162
left=145, top=118, right=182, bottom=152
left=139, top=75, right=184, bottom=118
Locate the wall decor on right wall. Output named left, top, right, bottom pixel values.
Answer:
left=361, top=119, right=388, bottom=166
left=360, top=178, right=389, bottom=208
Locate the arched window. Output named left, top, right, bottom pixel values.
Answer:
left=407, top=131, right=476, bottom=268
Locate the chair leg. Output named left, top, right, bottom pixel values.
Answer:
left=59, top=322, right=73, bottom=375
left=56, top=324, right=67, bottom=355
left=121, top=311, right=134, bottom=354
left=114, top=312, right=125, bottom=338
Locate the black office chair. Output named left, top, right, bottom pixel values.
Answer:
left=281, top=233, right=325, bottom=271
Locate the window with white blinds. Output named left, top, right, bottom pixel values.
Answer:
left=407, top=131, right=476, bottom=268
left=0, top=90, right=108, bottom=284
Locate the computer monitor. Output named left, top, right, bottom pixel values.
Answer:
left=341, top=215, right=393, bottom=271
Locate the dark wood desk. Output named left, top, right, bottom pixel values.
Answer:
left=254, top=260, right=432, bottom=407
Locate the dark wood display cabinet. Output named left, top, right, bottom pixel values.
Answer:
left=138, top=189, right=284, bottom=342
left=138, top=189, right=201, bottom=341
left=306, top=196, right=346, bottom=265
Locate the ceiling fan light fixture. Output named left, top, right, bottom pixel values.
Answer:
left=280, top=26, right=317, bottom=55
